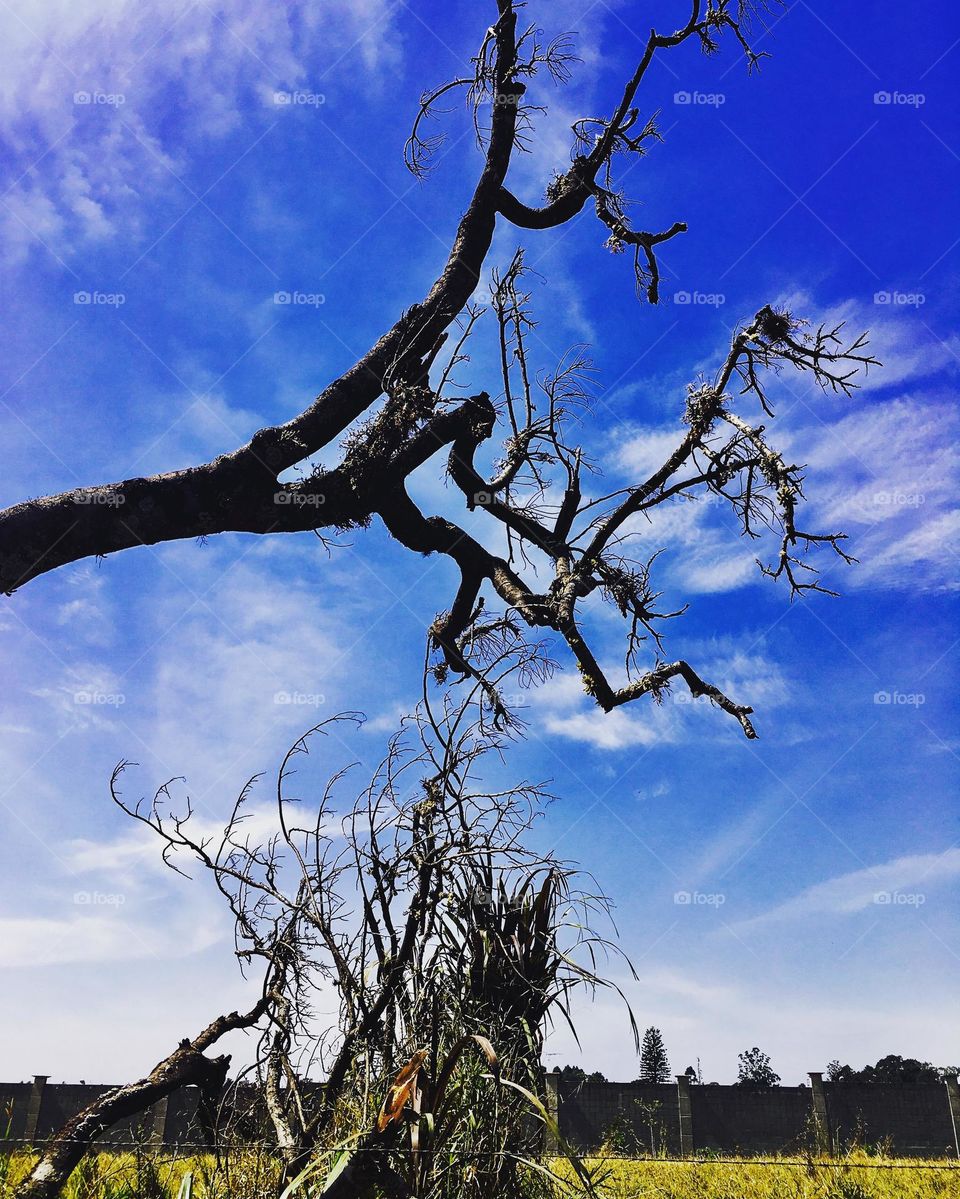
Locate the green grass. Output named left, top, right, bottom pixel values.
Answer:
left=3, top=1150, right=959, bottom=1199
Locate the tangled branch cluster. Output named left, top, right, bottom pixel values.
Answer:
left=0, top=1, right=876, bottom=737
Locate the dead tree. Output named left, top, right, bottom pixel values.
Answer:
left=0, top=2, right=877, bottom=736
left=97, top=638, right=631, bottom=1198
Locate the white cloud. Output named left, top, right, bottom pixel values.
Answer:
left=0, top=906, right=223, bottom=969
left=550, top=964, right=960, bottom=1085
left=0, top=0, right=401, bottom=267
left=732, top=848, right=960, bottom=931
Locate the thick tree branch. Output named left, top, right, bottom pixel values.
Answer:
left=16, top=999, right=269, bottom=1199
left=0, top=5, right=871, bottom=739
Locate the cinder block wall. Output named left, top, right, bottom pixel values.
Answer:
left=3, top=1074, right=958, bottom=1158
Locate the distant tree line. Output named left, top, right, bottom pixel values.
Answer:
left=827, top=1056, right=959, bottom=1086
left=559, top=1037, right=959, bottom=1089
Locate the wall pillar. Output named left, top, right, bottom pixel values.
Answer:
left=808, top=1072, right=831, bottom=1155
left=945, top=1075, right=960, bottom=1159
left=24, top=1075, right=48, bottom=1145
left=150, top=1096, right=169, bottom=1149
left=544, top=1068, right=561, bottom=1154
left=676, top=1074, right=694, bottom=1156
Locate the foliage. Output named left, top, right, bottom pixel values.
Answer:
left=826, top=1057, right=949, bottom=1087
left=736, top=1049, right=781, bottom=1089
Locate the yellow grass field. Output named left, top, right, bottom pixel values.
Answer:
left=556, top=1154, right=960, bottom=1198
left=3, top=1151, right=960, bottom=1199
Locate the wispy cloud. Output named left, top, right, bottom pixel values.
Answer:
left=732, top=848, right=960, bottom=931
left=0, top=0, right=401, bottom=266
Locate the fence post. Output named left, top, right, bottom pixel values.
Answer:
left=675, top=1074, right=694, bottom=1156
left=150, top=1096, right=170, bottom=1149
left=544, top=1068, right=561, bottom=1155
left=808, top=1072, right=831, bottom=1155
left=24, top=1075, right=48, bottom=1145
left=945, top=1075, right=960, bottom=1158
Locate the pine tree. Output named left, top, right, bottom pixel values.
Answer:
left=638, top=1026, right=671, bottom=1084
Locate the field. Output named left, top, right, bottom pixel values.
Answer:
left=3, top=1151, right=960, bottom=1199
left=563, top=1155, right=960, bottom=1198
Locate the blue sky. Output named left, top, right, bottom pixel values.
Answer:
left=0, top=0, right=957, bottom=1087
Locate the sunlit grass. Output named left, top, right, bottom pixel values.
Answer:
left=555, top=1151, right=960, bottom=1198
left=3, top=1149, right=958, bottom=1198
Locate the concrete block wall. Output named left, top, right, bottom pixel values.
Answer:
left=3, top=1071, right=959, bottom=1158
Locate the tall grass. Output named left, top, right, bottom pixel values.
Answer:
left=3, top=1150, right=957, bottom=1199
left=555, top=1152, right=960, bottom=1198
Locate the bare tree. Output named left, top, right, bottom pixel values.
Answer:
left=0, top=2, right=876, bottom=736
left=26, top=641, right=626, bottom=1198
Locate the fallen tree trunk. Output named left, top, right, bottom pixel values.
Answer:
left=16, top=1000, right=268, bottom=1199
